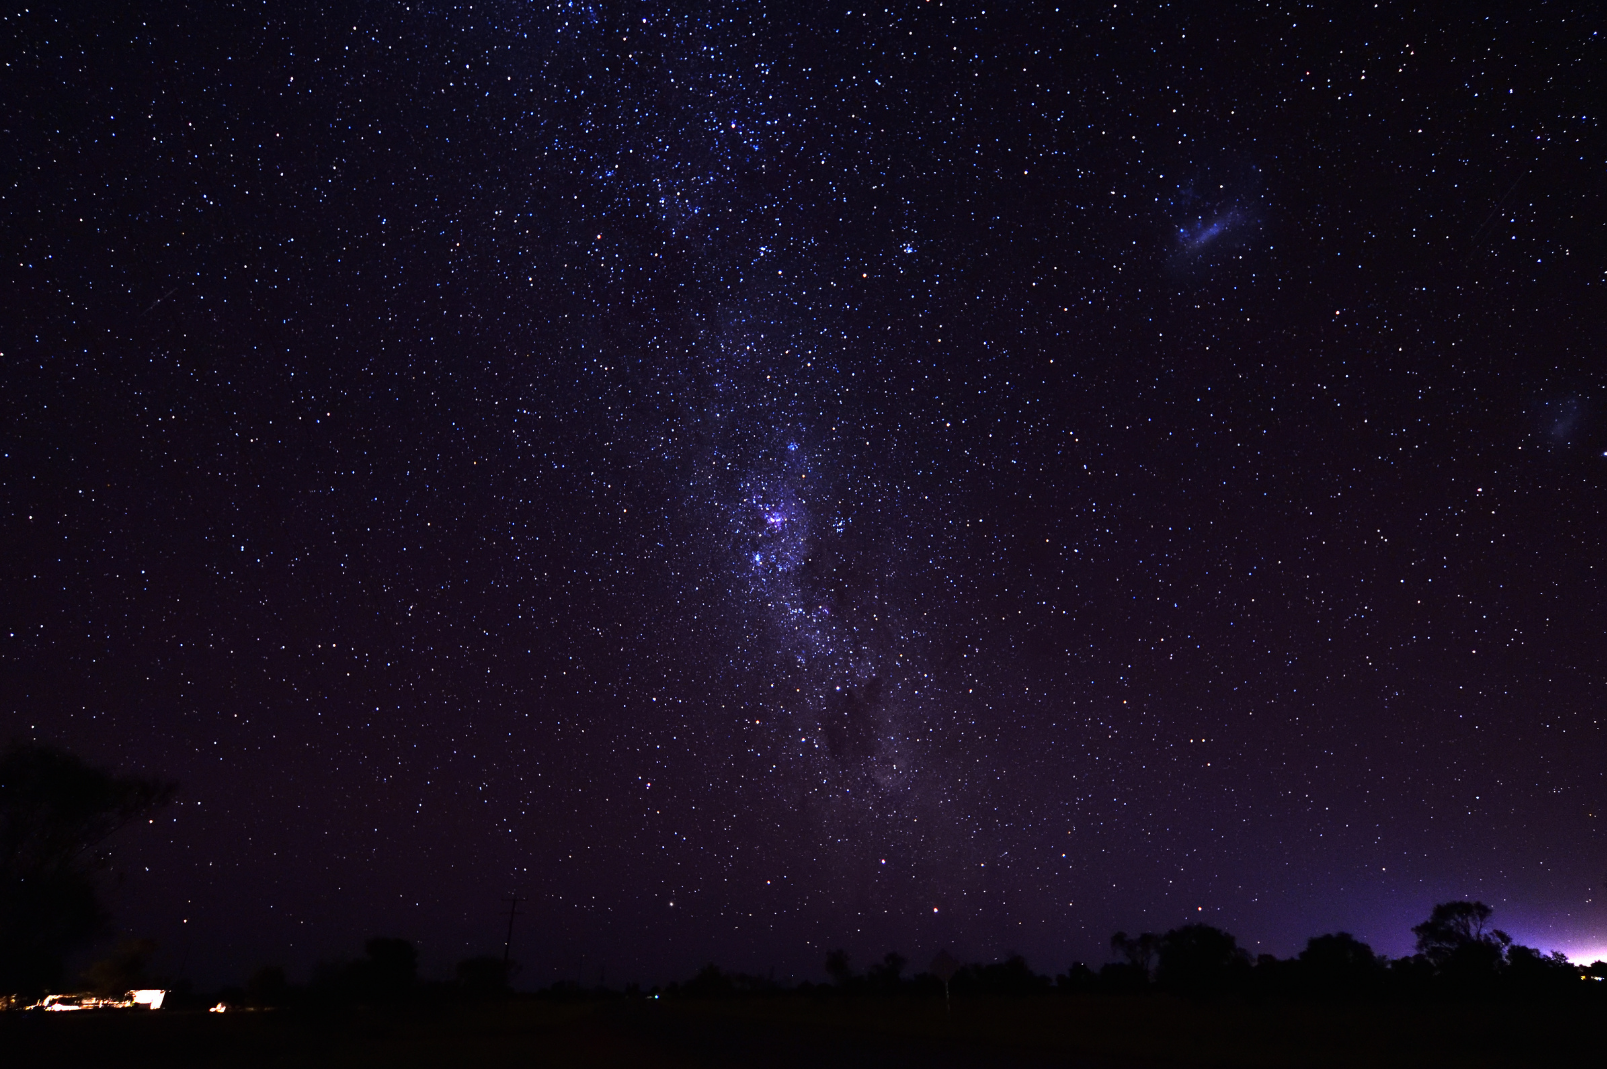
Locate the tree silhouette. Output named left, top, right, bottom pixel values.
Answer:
left=824, top=948, right=853, bottom=986
left=952, top=954, right=1049, bottom=995
left=1413, top=901, right=1498, bottom=954
left=1296, top=932, right=1383, bottom=996
left=1502, top=944, right=1576, bottom=996
left=1156, top=924, right=1249, bottom=996
left=682, top=963, right=737, bottom=997
left=0, top=741, right=173, bottom=994
left=358, top=937, right=418, bottom=1000
left=867, top=951, right=906, bottom=992
left=1412, top=901, right=1510, bottom=979
left=313, top=937, right=420, bottom=1003
left=1110, top=931, right=1158, bottom=982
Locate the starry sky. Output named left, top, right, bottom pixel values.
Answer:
left=4, top=2, right=1605, bottom=986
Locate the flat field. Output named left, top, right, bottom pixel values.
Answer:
left=0, top=993, right=1599, bottom=1067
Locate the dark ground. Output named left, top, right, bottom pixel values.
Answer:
left=1, top=994, right=1601, bottom=1068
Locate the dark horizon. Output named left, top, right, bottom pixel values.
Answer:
left=4, top=2, right=1603, bottom=990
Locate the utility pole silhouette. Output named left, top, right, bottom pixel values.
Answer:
left=502, top=893, right=523, bottom=967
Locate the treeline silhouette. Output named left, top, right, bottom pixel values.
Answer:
left=1061, top=903, right=1599, bottom=1002
left=782, top=905, right=1603, bottom=1004
left=5, top=740, right=1598, bottom=1012
left=630, top=901, right=1605, bottom=1006
left=209, top=900, right=1601, bottom=1012
left=206, top=939, right=516, bottom=1010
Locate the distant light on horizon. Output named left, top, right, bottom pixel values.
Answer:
left=1562, top=946, right=1607, bottom=966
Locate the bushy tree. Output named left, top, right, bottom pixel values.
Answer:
left=1502, top=944, right=1577, bottom=995
left=1156, top=924, right=1250, bottom=996
left=1412, top=901, right=1502, bottom=959
left=0, top=741, right=173, bottom=994
left=682, top=963, right=736, bottom=997
left=1412, top=901, right=1510, bottom=981
left=866, top=951, right=906, bottom=992
left=1296, top=932, right=1384, bottom=996
left=314, top=937, right=419, bottom=1003
left=1110, top=931, right=1158, bottom=982
left=1056, top=962, right=1097, bottom=991
left=952, top=954, right=1050, bottom=995
left=672, top=963, right=778, bottom=997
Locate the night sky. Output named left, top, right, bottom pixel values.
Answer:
left=4, top=3, right=1605, bottom=987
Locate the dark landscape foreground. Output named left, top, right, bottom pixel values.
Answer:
left=2, top=994, right=1602, bottom=1068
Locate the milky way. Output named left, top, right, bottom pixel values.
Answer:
left=4, top=3, right=1604, bottom=986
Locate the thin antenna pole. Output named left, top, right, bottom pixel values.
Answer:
left=502, top=893, right=523, bottom=966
